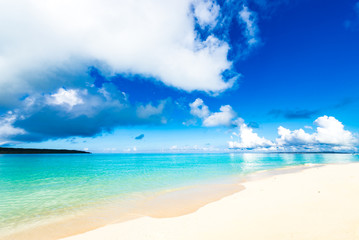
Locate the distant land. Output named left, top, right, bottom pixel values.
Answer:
left=0, top=147, right=90, bottom=154
left=273, top=152, right=355, bottom=154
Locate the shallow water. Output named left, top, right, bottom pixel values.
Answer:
left=1, top=153, right=358, bottom=236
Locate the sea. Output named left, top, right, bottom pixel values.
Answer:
left=1, top=153, right=358, bottom=238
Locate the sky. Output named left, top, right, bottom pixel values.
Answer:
left=0, top=0, right=359, bottom=153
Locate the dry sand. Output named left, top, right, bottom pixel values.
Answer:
left=62, top=163, right=359, bottom=240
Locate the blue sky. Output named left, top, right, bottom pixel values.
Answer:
left=0, top=0, right=358, bottom=152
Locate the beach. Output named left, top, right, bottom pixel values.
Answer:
left=62, top=162, right=359, bottom=240
left=2, top=0, right=358, bottom=239
left=2, top=154, right=359, bottom=240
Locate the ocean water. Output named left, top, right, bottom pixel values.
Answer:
left=0, top=153, right=358, bottom=235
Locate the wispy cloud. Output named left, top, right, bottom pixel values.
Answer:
left=0, top=112, right=26, bottom=145
left=269, top=98, right=358, bottom=120
left=137, top=101, right=166, bottom=119
left=345, top=1, right=359, bottom=30
left=238, top=5, right=261, bottom=47
left=247, top=121, right=259, bottom=129
left=268, top=109, right=319, bottom=119
left=332, top=98, right=357, bottom=109
left=169, top=144, right=223, bottom=152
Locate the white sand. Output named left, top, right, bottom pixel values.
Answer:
left=62, top=163, right=359, bottom=240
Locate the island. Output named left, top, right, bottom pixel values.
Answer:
left=0, top=147, right=90, bottom=154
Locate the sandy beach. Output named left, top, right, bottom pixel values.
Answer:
left=61, top=163, right=359, bottom=240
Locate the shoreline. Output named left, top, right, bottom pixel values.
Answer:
left=2, top=162, right=357, bottom=240
left=0, top=175, right=246, bottom=240
left=62, top=162, right=359, bottom=240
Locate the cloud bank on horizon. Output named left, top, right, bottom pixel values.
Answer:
left=228, top=116, right=358, bottom=152
left=189, top=98, right=358, bottom=152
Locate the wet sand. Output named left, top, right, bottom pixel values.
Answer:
left=62, top=163, right=359, bottom=240
left=1, top=181, right=244, bottom=240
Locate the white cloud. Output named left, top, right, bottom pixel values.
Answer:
left=137, top=101, right=166, bottom=119
left=189, top=98, right=236, bottom=127
left=0, top=113, right=26, bottom=142
left=202, top=105, right=235, bottom=127
left=229, top=115, right=358, bottom=152
left=275, top=116, right=357, bottom=149
left=170, top=145, right=178, bottom=150
left=122, top=147, right=137, bottom=153
left=188, top=99, right=357, bottom=152
left=238, top=5, right=260, bottom=46
left=193, top=0, right=220, bottom=28
left=0, top=0, right=238, bottom=104
left=104, top=147, right=118, bottom=153
left=46, top=88, right=84, bottom=108
left=314, top=115, right=357, bottom=146
left=189, top=98, right=210, bottom=119
left=169, top=144, right=222, bottom=152
left=276, top=127, right=315, bottom=146
left=0, top=82, right=167, bottom=143
left=229, top=122, right=274, bottom=149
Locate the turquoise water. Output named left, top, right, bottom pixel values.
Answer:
left=1, top=153, right=358, bottom=234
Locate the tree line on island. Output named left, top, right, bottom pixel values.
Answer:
left=0, top=147, right=90, bottom=154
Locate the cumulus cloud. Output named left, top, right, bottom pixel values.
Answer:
left=0, top=0, right=244, bottom=108
left=189, top=98, right=210, bottom=119
left=46, top=88, right=84, bottom=109
left=229, top=115, right=358, bottom=152
left=189, top=98, right=236, bottom=127
left=275, top=116, right=357, bottom=149
left=0, top=0, right=276, bottom=144
left=276, top=127, right=315, bottom=146
left=314, top=116, right=357, bottom=146
left=5, top=83, right=167, bottom=142
left=202, top=105, right=236, bottom=127
left=193, top=0, right=220, bottom=28
left=229, top=121, right=274, bottom=149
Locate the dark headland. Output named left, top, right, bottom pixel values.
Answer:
left=0, top=147, right=90, bottom=154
